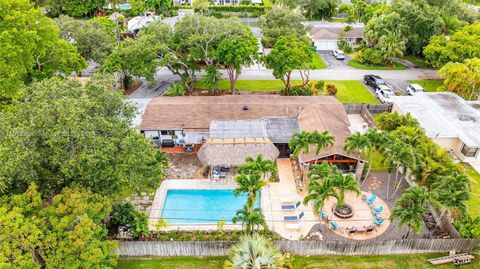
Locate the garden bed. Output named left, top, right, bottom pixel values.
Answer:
left=348, top=60, right=407, bottom=70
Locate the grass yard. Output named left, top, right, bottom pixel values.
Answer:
left=362, top=149, right=389, bottom=173
left=309, top=51, right=327, bottom=69
left=116, top=257, right=225, bottom=269
left=348, top=60, right=407, bottom=70
left=461, top=163, right=480, bottom=216
left=116, top=254, right=480, bottom=269
left=402, top=55, right=430, bottom=68
left=193, top=80, right=379, bottom=104
left=410, top=80, right=445, bottom=92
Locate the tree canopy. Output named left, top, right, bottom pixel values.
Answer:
left=0, top=184, right=117, bottom=268
left=424, top=22, right=480, bottom=68
left=0, top=0, right=86, bottom=103
left=0, top=77, right=167, bottom=197
left=258, top=7, right=308, bottom=48
left=438, top=57, right=480, bottom=100
left=46, top=0, right=107, bottom=17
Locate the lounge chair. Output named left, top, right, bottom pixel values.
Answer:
left=281, top=201, right=301, bottom=211
left=330, top=221, right=340, bottom=230
left=284, top=212, right=305, bottom=222
left=285, top=223, right=302, bottom=230
left=374, top=217, right=384, bottom=226
left=320, top=211, right=328, bottom=220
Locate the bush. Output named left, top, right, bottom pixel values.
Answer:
left=314, top=80, right=325, bottom=90
left=326, top=84, right=337, bottom=95
left=109, top=202, right=150, bottom=239
left=454, top=216, right=480, bottom=238
left=165, top=83, right=186, bottom=96
left=154, top=229, right=279, bottom=241
left=355, top=47, right=384, bottom=66
left=284, top=85, right=313, bottom=96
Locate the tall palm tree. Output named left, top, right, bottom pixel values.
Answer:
left=376, top=112, right=418, bottom=132
left=310, top=131, right=335, bottom=155
left=288, top=131, right=312, bottom=157
left=232, top=206, right=268, bottom=235
left=344, top=132, right=371, bottom=155
left=383, top=141, right=416, bottom=195
left=238, top=155, right=278, bottom=181
left=234, top=173, right=266, bottom=210
left=391, top=186, right=436, bottom=238
left=303, top=176, right=336, bottom=215
left=224, top=234, right=291, bottom=269
left=431, top=174, right=470, bottom=217
left=330, top=172, right=361, bottom=209
left=362, top=128, right=387, bottom=179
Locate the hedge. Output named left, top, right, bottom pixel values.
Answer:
left=174, top=5, right=270, bottom=13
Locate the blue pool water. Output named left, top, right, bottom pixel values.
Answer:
left=161, top=189, right=261, bottom=224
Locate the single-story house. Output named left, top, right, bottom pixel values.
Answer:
left=307, top=22, right=364, bottom=51
left=391, top=93, right=480, bottom=172
left=140, top=96, right=362, bottom=176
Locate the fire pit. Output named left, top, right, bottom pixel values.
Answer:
left=333, top=204, right=354, bottom=219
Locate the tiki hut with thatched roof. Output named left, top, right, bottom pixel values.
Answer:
left=197, top=138, right=279, bottom=167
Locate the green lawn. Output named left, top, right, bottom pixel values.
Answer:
left=461, top=163, right=480, bottom=216
left=193, top=80, right=378, bottom=104
left=402, top=55, right=430, bottom=68
left=348, top=60, right=407, bottom=70
left=116, top=254, right=480, bottom=269
left=410, top=80, right=445, bottom=92
left=309, top=51, right=327, bottom=69
left=362, top=149, right=388, bottom=173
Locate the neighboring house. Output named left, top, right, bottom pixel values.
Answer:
left=140, top=96, right=363, bottom=176
left=392, top=93, right=480, bottom=172
left=307, top=22, right=364, bottom=51
left=174, top=0, right=262, bottom=5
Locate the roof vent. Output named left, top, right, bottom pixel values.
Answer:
left=458, top=114, right=478, bottom=122
left=243, top=105, right=249, bottom=111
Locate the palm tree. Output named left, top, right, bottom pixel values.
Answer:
left=344, top=132, right=371, bottom=155
left=224, top=234, right=291, bottom=269
left=310, top=131, right=335, bottom=155
left=306, top=161, right=336, bottom=181
left=330, top=172, right=361, bottom=209
left=382, top=141, right=416, bottom=195
left=288, top=131, right=312, bottom=157
left=232, top=206, right=268, bottom=235
left=238, top=155, right=278, bottom=181
left=362, top=128, right=387, bottom=179
left=376, top=112, right=418, bottom=132
left=303, top=176, right=336, bottom=215
left=234, top=173, right=266, bottom=210
left=391, top=186, right=436, bottom=239
left=431, top=173, right=470, bottom=219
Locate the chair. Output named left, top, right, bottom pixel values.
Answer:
left=284, top=212, right=305, bottom=222
left=330, top=221, right=340, bottom=230
left=281, top=201, right=301, bottom=211
left=367, top=194, right=377, bottom=206
left=281, top=196, right=297, bottom=204
left=320, top=211, right=327, bottom=220
left=374, top=217, right=384, bottom=226
left=372, top=206, right=383, bottom=215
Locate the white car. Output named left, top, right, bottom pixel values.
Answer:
left=405, top=84, right=425, bottom=95
left=376, top=85, right=395, bottom=104
left=333, top=50, right=346, bottom=60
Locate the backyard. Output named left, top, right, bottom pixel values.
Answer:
left=193, top=80, right=379, bottom=104
left=116, top=254, right=480, bottom=269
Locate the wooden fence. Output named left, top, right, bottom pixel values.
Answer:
left=116, top=239, right=480, bottom=257
left=344, top=104, right=393, bottom=115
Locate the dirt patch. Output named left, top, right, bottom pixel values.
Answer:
left=165, top=153, right=205, bottom=179
left=124, top=80, right=143, bottom=95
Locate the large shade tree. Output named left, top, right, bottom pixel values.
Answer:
left=0, top=184, right=117, bottom=269
left=438, top=58, right=480, bottom=100
left=0, top=77, right=167, bottom=197
left=0, top=0, right=86, bottom=103
left=258, top=7, right=308, bottom=48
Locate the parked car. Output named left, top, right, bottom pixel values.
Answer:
left=376, top=85, right=395, bottom=104
left=405, top=84, right=425, bottom=95
left=333, top=50, right=346, bottom=60
left=364, top=75, right=386, bottom=89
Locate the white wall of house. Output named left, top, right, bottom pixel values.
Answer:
left=184, top=132, right=209, bottom=145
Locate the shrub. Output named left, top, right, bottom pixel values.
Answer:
left=284, top=85, right=313, bottom=96
left=314, top=80, right=325, bottom=90
left=109, top=202, right=150, bottom=239
left=454, top=216, right=480, bottom=238
left=154, top=229, right=279, bottom=241
left=165, top=83, right=186, bottom=96
left=326, top=84, right=337, bottom=95
left=355, top=47, right=384, bottom=66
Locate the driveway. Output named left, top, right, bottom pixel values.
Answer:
left=128, top=70, right=179, bottom=99
left=319, top=52, right=352, bottom=69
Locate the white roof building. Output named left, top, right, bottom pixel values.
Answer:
left=391, top=92, right=480, bottom=171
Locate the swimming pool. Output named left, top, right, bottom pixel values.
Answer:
left=161, top=189, right=261, bottom=224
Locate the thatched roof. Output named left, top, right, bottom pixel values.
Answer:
left=197, top=138, right=279, bottom=167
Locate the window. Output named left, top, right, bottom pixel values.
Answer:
left=160, top=130, right=175, bottom=135
left=461, top=144, right=478, bottom=157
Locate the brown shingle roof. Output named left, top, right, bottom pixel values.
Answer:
left=140, top=95, right=356, bottom=161
left=309, top=26, right=364, bottom=40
